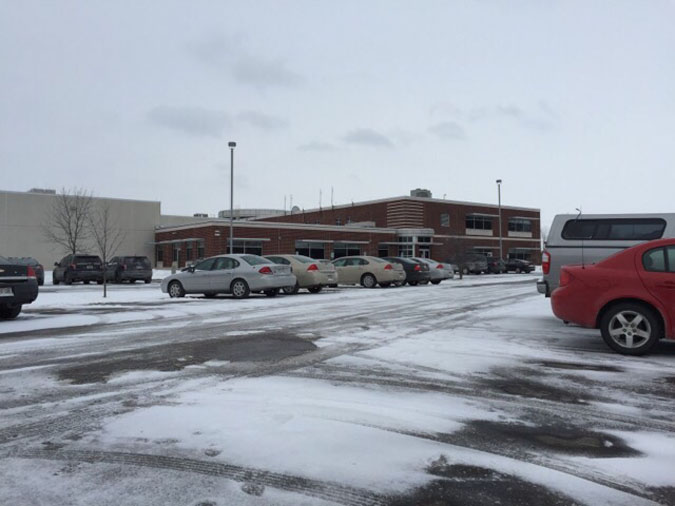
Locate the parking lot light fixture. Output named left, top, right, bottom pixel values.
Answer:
left=496, top=179, right=503, bottom=261
left=228, top=141, right=236, bottom=254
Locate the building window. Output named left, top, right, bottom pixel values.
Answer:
left=231, top=241, right=263, bottom=255
left=417, top=236, right=431, bottom=243
left=378, top=247, right=389, bottom=258
left=336, top=217, right=342, bottom=226
left=466, top=215, right=493, bottom=230
left=156, top=246, right=163, bottom=263
left=440, top=213, right=450, bottom=227
left=508, top=248, right=532, bottom=260
left=398, top=244, right=413, bottom=257
left=333, top=243, right=361, bottom=258
left=508, top=218, right=532, bottom=233
left=197, top=241, right=205, bottom=259
left=186, top=242, right=193, bottom=261
left=295, top=241, right=325, bottom=259
left=172, top=244, right=180, bottom=263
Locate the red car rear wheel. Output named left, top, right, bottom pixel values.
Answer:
left=600, top=303, right=662, bottom=355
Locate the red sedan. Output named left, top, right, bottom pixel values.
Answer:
left=551, top=238, right=675, bottom=355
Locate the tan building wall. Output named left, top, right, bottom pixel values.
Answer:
left=0, top=190, right=161, bottom=267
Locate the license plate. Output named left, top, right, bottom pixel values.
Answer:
left=136, top=266, right=143, bottom=270
left=0, top=287, right=12, bottom=297
left=86, top=265, right=93, bottom=269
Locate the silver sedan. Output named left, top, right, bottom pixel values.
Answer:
left=161, top=254, right=296, bottom=299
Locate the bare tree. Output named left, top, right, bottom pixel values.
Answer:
left=444, top=237, right=472, bottom=280
left=89, top=202, right=125, bottom=297
left=42, top=188, right=94, bottom=257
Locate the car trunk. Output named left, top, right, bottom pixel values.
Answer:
left=75, top=257, right=102, bottom=271
left=0, top=263, right=29, bottom=281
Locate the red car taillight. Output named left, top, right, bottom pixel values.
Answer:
left=307, top=264, right=318, bottom=271
left=70, top=263, right=76, bottom=270
left=27, top=266, right=36, bottom=278
left=414, top=264, right=421, bottom=271
left=542, top=251, right=551, bottom=275
left=384, top=264, right=393, bottom=270
left=436, top=264, right=443, bottom=269
left=259, top=266, right=273, bottom=274
left=559, top=268, right=572, bottom=287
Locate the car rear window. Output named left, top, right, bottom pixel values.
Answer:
left=562, top=219, right=666, bottom=241
left=123, top=256, right=151, bottom=267
left=241, top=255, right=272, bottom=266
left=75, top=256, right=101, bottom=262
left=369, top=257, right=386, bottom=263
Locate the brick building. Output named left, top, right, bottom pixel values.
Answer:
left=154, top=194, right=541, bottom=267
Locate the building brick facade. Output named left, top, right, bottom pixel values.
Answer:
left=155, top=196, right=541, bottom=267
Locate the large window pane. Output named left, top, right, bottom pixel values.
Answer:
left=562, top=219, right=666, bottom=240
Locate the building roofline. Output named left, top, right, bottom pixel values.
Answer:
left=0, top=189, right=161, bottom=205
left=156, top=219, right=399, bottom=235
left=253, top=195, right=540, bottom=220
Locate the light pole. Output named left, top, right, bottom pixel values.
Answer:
left=228, top=141, right=236, bottom=254
left=496, top=179, right=503, bottom=261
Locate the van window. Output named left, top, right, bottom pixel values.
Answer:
left=562, top=219, right=666, bottom=241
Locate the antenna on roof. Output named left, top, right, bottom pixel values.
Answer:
left=319, top=189, right=322, bottom=210
left=331, top=186, right=334, bottom=209
left=575, top=207, right=585, bottom=269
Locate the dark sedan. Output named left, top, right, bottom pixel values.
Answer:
left=382, top=257, right=431, bottom=286
left=505, top=258, right=535, bottom=273
left=0, top=256, right=39, bottom=319
left=7, top=257, right=44, bottom=285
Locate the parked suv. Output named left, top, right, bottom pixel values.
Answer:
left=539, top=213, right=675, bottom=296
left=486, top=258, right=506, bottom=274
left=106, top=256, right=152, bottom=283
left=53, top=254, right=104, bottom=285
left=462, top=254, right=488, bottom=275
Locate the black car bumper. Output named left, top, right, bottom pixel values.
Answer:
left=0, top=279, right=39, bottom=306
left=69, top=270, right=104, bottom=282
left=117, top=270, right=152, bottom=281
left=406, top=271, right=432, bottom=283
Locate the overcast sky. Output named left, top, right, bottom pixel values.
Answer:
left=1, top=1, right=673, bottom=228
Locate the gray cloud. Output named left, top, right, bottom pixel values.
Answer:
left=298, top=141, right=338, bottom=152
left=147, top=106, right=230, bottom=137
left=236, top=110, right=288, bottom=130
left=342, top=128, right=393, bottom=148
left=428, top=121, right=466, bottom=140
left=430, top=101, right=560, bottom=132
left=232, top=57, right=303, bottom=89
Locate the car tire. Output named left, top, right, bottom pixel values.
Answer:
left=379, top=282, right=391, bottom=288
left=283, top=283, right=300, bottom=295
left=308, top=286, right=322, bottom=294
left=600, top=303, right=662, bottom=355
left=145, top=278, right=151, bottom=284
left=0, top=305, right=22, bottom=320
left=431, top=280, right=441, bottom=285
left=408, top=281, right=418, bottom=286
left=361, top=273, right=377, bottom=289
left=167, top=280, right=186, bottom=298
left=38, top=279, right=44, bottom=286
left=65, top=275, right=73, bottom=285
left=264, top=288, right=279, bottom=297
left=203, top=293, right=217, bottom=298
left=53, top=277, right=60, bottom=285
left=230, top=279, right=250, bottom=299
left=96, top=280, right=103, bottom=285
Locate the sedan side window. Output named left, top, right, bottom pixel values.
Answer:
left=668, top=247, right=675, bottom=273
left=194, top=258, right=216, bottom=271
left=333, top=258, right=347, bottom=267
left=214, top=257, right=239, bottom=270
left=357, top=258, right=368, bottom=265
left=643, top=248, right=666, bottom=272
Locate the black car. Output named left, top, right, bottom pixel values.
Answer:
left=53, top=254, right=104, bottom=285
left=486, top=258, right=506, bottom=274
left=106, top=256, right=153, bottom=283
left=0, top=256, right=39, bottom=319
left=8, top=257, right=45, bottom=285
left=505, top=258, right=535, bottom=273
left=382, top=257, right=431, bottom=286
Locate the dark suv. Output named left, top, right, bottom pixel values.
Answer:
left=106, top=256, right=153, bottom=283
left=53, top=254, right=104, bottom=285
left=486, top=258, right=506, bottom=274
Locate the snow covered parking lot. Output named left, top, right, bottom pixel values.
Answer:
left=1, top=274, right=674, bottom=506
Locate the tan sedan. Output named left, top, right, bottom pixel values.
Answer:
left=265, top=254, right=338, bottom=294
left=331, top=256, right=404, bottom=288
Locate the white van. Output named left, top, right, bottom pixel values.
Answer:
left=538, top=214, right=675, bottom=296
